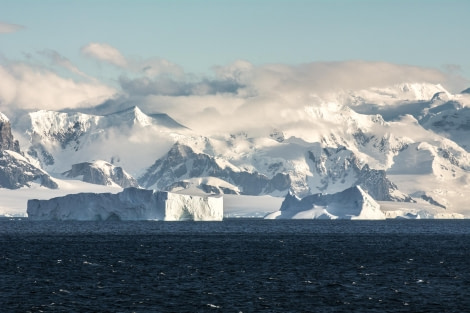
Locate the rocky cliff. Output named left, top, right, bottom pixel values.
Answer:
left=63, top=160, right=139, bottom=188
left=0, top=112, right=57, bottom=189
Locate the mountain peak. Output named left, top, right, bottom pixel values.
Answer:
left=122, top=105, right=143, bottom=115
left=107, top=105, right=152, bottom=127
left=106, top=106, right=187, bottom=129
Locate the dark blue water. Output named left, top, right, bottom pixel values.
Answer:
left=1, top=219, right=470, bottom=312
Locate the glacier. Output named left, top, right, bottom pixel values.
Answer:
left=27, top=187, right=223, bottom=221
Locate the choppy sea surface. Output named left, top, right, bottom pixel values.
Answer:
left=1, top=218, right=470, bottom=312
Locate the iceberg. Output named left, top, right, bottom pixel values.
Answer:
left=27, top=187, right=223, bottom=221
left=265, top=186, right=385, bottom=220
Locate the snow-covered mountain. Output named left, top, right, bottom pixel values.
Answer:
left=62, top=160, right=139, bottom=188
left=138, top=143, right=291, bottom=196
left=14, top=106, right=188, bottom=175
left=0, top=112, right=21, bottom=153
left=419, top=98, right=470, bottom=152
left=137, top=141, right=408, bottom=201
left=0, top=113, right=57, bottom=189
left=0, top=149, right=58, bottom=189
left=3, top=82, right=470, bottom=217
left=346, top=83, right=449, bottom=108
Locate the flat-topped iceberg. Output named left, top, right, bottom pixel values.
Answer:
left=27, top=187, right=223, bottom=221
left=266, top=186, right=385, bottom=220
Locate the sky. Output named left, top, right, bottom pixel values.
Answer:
left=0, top=0, right=469, bottom=128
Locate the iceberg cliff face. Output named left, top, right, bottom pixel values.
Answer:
left=27, top=187, right=223, bottom=221
left=265, top=186, right=385, bottom=220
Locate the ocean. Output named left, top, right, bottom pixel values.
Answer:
left=1, top=219, right=469, bottom=312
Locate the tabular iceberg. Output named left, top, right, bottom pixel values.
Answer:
left=27, top=187, right=223, bottom=221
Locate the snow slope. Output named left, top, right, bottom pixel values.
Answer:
left=14, top=106, right=188, bottom=175
left=0, top=179, right=122, bottom=217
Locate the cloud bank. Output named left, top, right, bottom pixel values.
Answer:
left=117, top=60, right=449, bottom=99
left=1, top=41, right=466, bottom=136
left=112, top=60, right=453, bottom=134
left=0, top=62, right=116, bottom=114
left=38, top=49, right=93, bottom=80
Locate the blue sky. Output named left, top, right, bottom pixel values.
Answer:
left=0, top=0, right=469, bottom=117
left=1, top=0, right=469, bottom=77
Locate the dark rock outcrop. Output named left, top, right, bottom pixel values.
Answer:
left=0, top=114, right=20, bottom=153
left=0, top=113, right=57, bottom=189
left=308, top=146, right=412, bottom=201
left=0, top=150, right=58, bottom=189
left=63, top=161, right=139, bottom=188
left=139, top=143, right=291, bottom=195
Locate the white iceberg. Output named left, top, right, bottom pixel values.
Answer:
left=265, top=186, right=385, bottom=220
left=27, top=187, right=223, bottom=221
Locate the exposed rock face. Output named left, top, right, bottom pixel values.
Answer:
left=0, top=113, right=20, bottom=153
left=27, top=187, right=223, bottom=221
left=63, top=161, right=139, bottom=188
left=0, top=150, right=58, bottom=189
left=139, top=143, right=291, bottom=195
left=138, top=142, right=409, bottom=201
left=265, top=186, right=385, bottom=220
left=419, top=105, right=470, bottom=152
left=356, top=164, right=406, bottom=201
left=307, top=146, right=412, bottom=201
left=0, top=112, right=57, bottom=189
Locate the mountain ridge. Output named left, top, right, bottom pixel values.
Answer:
left=2, top=81, right=470, bottom=216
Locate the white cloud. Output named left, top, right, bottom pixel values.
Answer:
left=80, top=42, right=183, bottom=78
left=0, top=22, right=24, bottom=33
left=139, top=57, right=184, bottom=78
left=1, top=54, right=461, bottom=139
left=81, top=42, right=127, bottom=67
left=120, top=60, right=458, bottom=136
left=0, top=62, right=116, bottom=114
left=38, top=49, right=94, bottom=80
left=243, top=61, right=448, bottom=98
left=213, top=59, right=253, bottom=82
